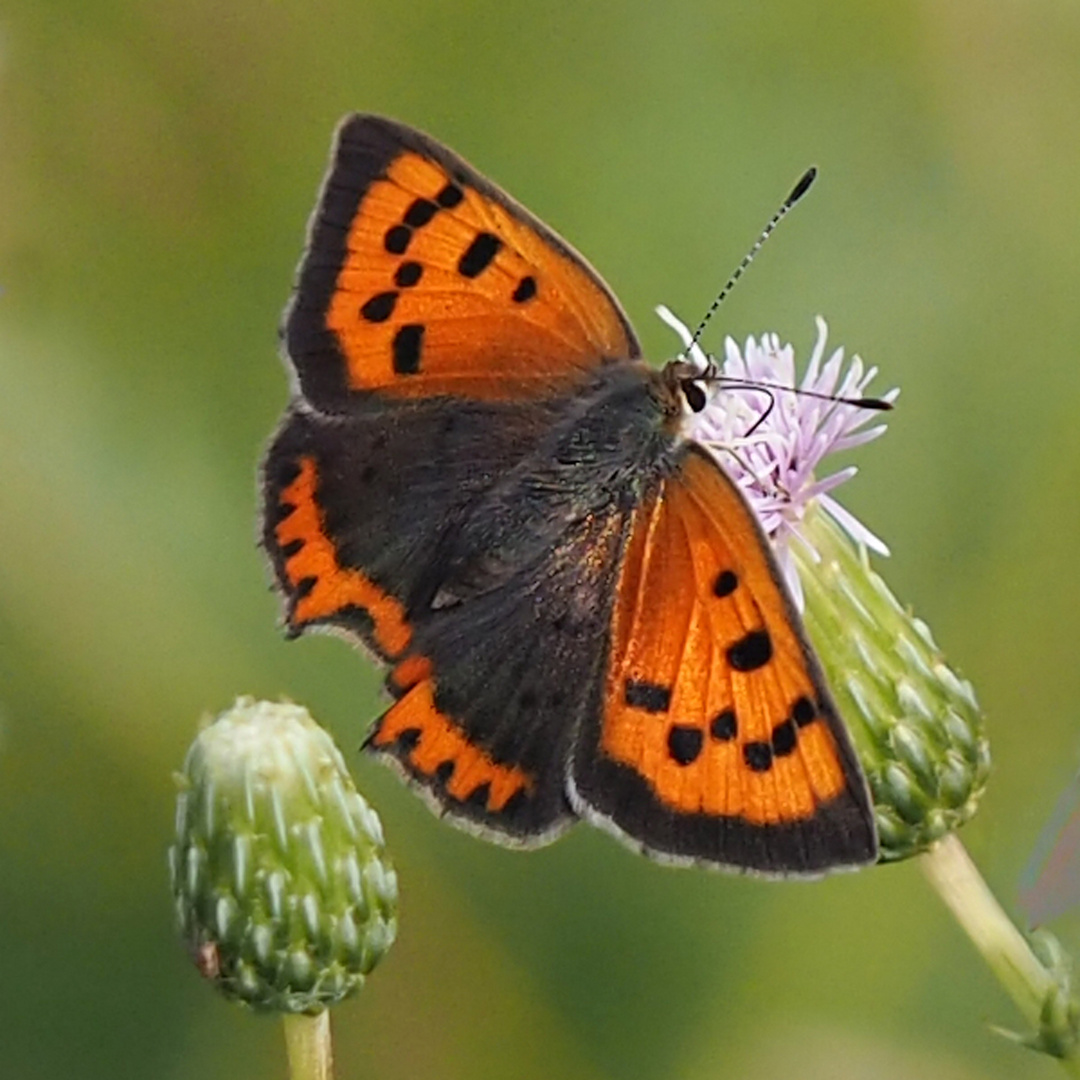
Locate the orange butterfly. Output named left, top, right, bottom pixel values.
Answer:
left=261, top=115, right=877, bottom=875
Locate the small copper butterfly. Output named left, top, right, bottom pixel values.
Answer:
left=260, top=115, right=878, bottom=875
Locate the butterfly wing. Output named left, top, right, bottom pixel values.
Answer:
left=571, top=445, right=877, bottom=875
left=263, top=398, right=548, bottom=656
left=264, top=114, right=647, bottom=840
left=285, top=114, right=641, bottom=413
left=262, top=390, right=634, bottom=844
left=366, top=487, right=629, bottom=846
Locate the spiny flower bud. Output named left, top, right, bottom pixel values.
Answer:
left=168, top=697, right=397, bottom=1013
left=796, top=508, right=990, bottom=859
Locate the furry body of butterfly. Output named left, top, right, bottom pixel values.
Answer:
left=261, top=114, right=878, bottom=875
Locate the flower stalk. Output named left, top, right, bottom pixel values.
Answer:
left=922, top=834, right=1080, bottom=1070
left=283, top=1011, right=335, bottom=1080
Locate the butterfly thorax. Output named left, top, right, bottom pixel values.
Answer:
left=428, top=361, right=683, bottom=611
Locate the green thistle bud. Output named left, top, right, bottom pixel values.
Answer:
left=796, top=508, right=991, bottom=860
left=168, top=697, right=397, bottom=1013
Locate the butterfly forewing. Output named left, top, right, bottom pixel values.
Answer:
left=572, top=446, right=876, bottom=874
left=286, top=114, right=641, bottom=412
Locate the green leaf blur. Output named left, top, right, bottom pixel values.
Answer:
left=1, top=3, right=1079, bottom=1078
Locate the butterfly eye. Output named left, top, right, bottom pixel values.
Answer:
left=680, top=378, right=708, bottom=413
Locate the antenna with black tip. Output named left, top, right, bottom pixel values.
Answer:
left=686, top=166, right=817, bottom=353
left=686, top=166, right=892, bottom=413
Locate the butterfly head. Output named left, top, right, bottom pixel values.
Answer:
left=659, top=356, right=716, bottom=417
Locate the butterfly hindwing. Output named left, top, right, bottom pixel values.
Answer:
left=261, top=387, right=635, bottom=844
left=286, top=114, right=641, bottom=413
left=363, top=373, right=656, bottom=843
left=262, top=396, right=561, bottom=655
left=571, top=445, right=876, bottom=874
left=369, top=493, right=629, bottom=845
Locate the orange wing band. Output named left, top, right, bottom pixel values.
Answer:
left=373, top=679, right=534, bottom=812
left=274, top=456, right=412, bottom=658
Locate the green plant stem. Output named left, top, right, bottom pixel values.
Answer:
left=283, top=1012, right=334, bottom=1080
left=921, top=833, right=1080, bottom=1075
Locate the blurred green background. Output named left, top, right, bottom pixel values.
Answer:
left=2, top=2, right=1080, bottom=1078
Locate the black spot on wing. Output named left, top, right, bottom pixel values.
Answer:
left=395, top=727, right=422, bottom=752
left=713, top=570, right=738, bottom=597
left=465, top=782, right=492, bottom=809
left=727, top=629, right=772, bottom=672
left=771, top=719, right=797, bottom=757
left=743, top=742, right=773, bottom=772
left=512, top=276, right=537, bottom=303
left=793, top=696, right=817, bottom=727
left=394, top=261, right=423, bottom=287
left=709, top=709, right=737, bottom=741
left=436, top=183, right=464, bottom=208
left=361, top=291, right=398, bottom=323
left=392, top=324, right=424, bottom=374
left=458, top=232, right=502, bottom=278
left=624, top=679, right=671, bottom=713
left=384, top=225, right=411, bottom=254
left=667, top=726, right=704, bottom=765
left=403, top=197, right=438, bottom=227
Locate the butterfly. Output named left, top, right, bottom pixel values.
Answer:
left=260, top=114, right=878, bottom=875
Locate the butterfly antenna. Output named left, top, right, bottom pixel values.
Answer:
left=687, top=166, right=818, bottom=354
left=685, top=166, right=893, bottom=414
left=718, top=376, right=893, bottom=412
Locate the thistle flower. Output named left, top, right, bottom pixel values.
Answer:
left=659, top=309, right=990, bottom=859
left=168, top=697, right=397, bottom=1014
